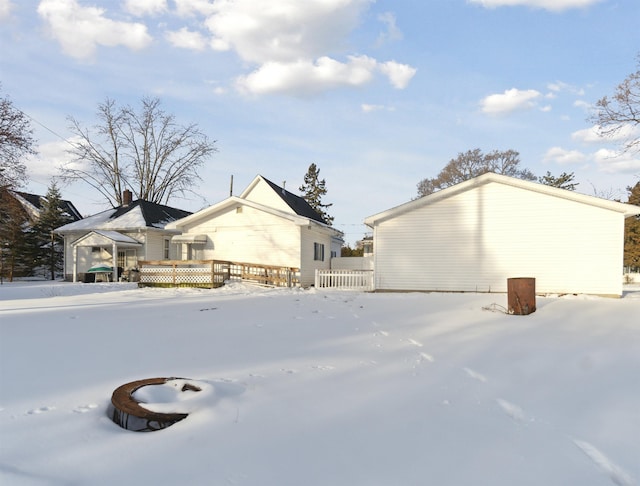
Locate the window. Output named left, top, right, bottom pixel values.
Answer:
left=164, top=239, right=170, bottom=259
left=314, top=242, right=325, bottom=261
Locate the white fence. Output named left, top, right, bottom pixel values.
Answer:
left=315, top=269, right=374, bottom=291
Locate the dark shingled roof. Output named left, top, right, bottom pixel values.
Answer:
left=110, top=199, right=192, bottom=227
left=260, top=176, right=326, bottom=224
left=14, top=191, right=83, bottom=221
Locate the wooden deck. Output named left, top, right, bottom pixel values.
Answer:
left=138, top=260, right=300, bottom=288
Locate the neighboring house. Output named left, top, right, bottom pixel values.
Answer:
left=54, top=190, right=191, bottom=283
left=364, top=172, right=640, bottom=297
left=10, top=190, right=82, bottom=224
left=0, top=190, right=82, bottom=279
left=165, top=175, right=344, bottom=287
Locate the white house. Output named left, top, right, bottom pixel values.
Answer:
left=364, top=172, right=640, bottom=297
left=54, top=191, right=191, bottom=283
left=165, top=175, right=343, bottom=287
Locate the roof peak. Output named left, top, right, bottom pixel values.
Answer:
left=258, top=175, right=327, bottom=224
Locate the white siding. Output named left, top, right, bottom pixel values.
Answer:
left=300, top=226, right=332, bottom=286
left=374, top=182, right=624, bottom=296
left=180, top=205, right=302, bottom=268
left=243, top=180, right=294, bottom=215
left=144, top=232, right=171, bottom=261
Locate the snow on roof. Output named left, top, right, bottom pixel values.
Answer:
left=92, top=230, right=142, bottom=244
left=54, top=207, right=116, bottom=232
left=54, top=200, right=191, bottom=233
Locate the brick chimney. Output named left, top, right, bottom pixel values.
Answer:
left=122, top=189, right=133, bottom=206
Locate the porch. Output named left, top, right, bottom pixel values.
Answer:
left=70, top=230, right=142, bottom=283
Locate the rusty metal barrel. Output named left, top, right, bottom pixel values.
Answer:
left=507, top=278, right=536, bottom=315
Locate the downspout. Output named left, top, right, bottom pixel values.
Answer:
left=73, top=243, right=78, bottom=283
left=112, top=242, right=118, bottom=282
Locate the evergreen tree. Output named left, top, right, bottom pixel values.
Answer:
left=27, top=181, right=73, bottom=280
left=299, top=163, right=334, bottom=225
left=341, top=244, right=364, bottom=257
left=624, top=182, right=640, bottom=270
left=538, top=171, right=579, bottom=191
left=0, top=187, right=30, bottom=282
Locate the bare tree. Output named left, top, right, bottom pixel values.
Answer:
left=590, top=55, right=640, bottom=154
left=417, top=149, right=535, bottom=197
left=0, top=87, right=36, bottom=188
left=64, top=97, right=217, bottom=207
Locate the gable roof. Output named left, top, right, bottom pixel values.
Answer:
left=54, top=199, right=192, bottom=233
left=166, top=195, right=322, bottom=230
left=258, top=176, right=327, bottom=224
left=365, top=172, right=640, bottom=226
left=11, top=190, right=83, bottom=222
left=111, top=200, right=192, bottom=227
left=72, top=230, right=143, bottom=247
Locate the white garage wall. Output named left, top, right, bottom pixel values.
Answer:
left=373, top=182, right=624, bottom=296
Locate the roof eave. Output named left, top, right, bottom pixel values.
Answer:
left=364, top=172, right=640, bottom=225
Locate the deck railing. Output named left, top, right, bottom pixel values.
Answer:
left=138, top=260, right=299, bottom=288
left=228, top=262, right=300, bottom=287
left=138, top=260, right=229, bottom=288
left=315, top=269, right=374, bottom=291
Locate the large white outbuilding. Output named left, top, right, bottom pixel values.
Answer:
left=364, top=173, right=640, bottom=297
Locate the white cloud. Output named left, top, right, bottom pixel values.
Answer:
left=198, top=0, right=413, bottom=95
left=592, top=148, right=640, bottom=174
left=540, top=105, right=552, bottom=112
left=376, top=12, right=403, bottom=45
left=378, top=61, right=416, bottom=89
left=543, top=144, right=640, bottom=174
left=26, top=137, right=82, bottom=182
left=236, top=55, right=378, bottom=96
left=468, top=0, right=603, bottom=12
left=204, top=0, right=371, bottom=64
left=173, top=0, right=217, bottom=17
left=480, top=88, right=542, bottom=115
left=165, top=27, right=207, bottom=50
left=361, top=104, right=383, bottom=113
left=573, top=123, right=640, bottom=145
left=123, top=0, right=167, bottom=17
left=572, top=125, right=603, bottom=144
left=543, top=146, right=587, bottom=165
left=235, top=54, right=416, bottom=96
left=36, top=0, right=415, bottom=95
left=573, top=99, right=591, bottom=110
left=37, top=0, right=152, bottom=60
left=361, top=103, right=395, bottom=113
left=0, top=0, right=13, bottom=20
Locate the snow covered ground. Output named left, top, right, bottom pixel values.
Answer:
left=1, top=280, right=639, bottom=485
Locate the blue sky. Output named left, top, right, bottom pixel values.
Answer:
left=1, top=0, right=638, bottom=244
